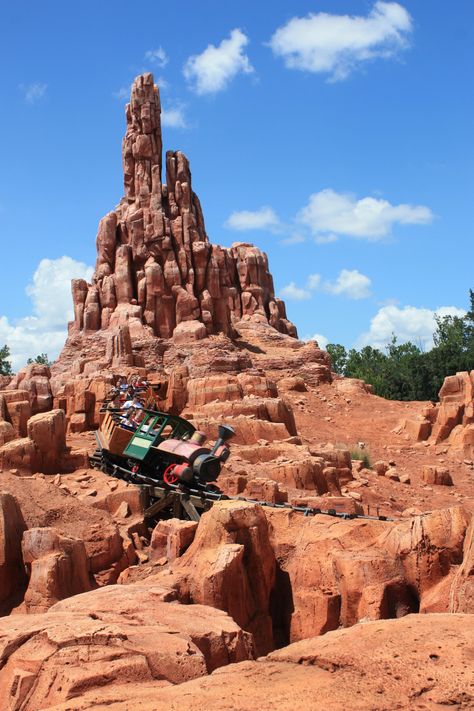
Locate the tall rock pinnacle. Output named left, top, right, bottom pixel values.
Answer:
left=70, top=73, right=297, bottom=345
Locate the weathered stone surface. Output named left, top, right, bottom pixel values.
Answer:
left=265, top=506, right=470, bottom=644
left=422, top=464, right=454, bottom=486
left=21, top=527, right=93, bottom=612
left=27, top=409, right=67, bottom=473
left=450, top=514, right=474, bottom=613
left=150, top=519, right=198, bottom=562
left=152, top=501, right=276, bottom=656
left=46, top=614, right=474, bottom=710
left=9, top=364, right=53, bottom=414
left=0, top=492, right=27, bottom=609
left=0, top=390, right=31, bottom=437
left=52, top=583, right=254, bottom=673
left=0, top=596, right=253, bottom=710
left=65, top=73, right=296, bottom=355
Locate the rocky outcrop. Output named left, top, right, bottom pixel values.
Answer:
left=153, top=501, right=276, bottom=656
left=401, top=370, right=474, bottom=455
left=0, top=409, right=69, bottom=473
left=0, top=492, right=27, bottom=610
left=0, top=594, right=254, bottom=710
left=9, top=363, right=53, bottom=414
left=66, top=73, right=296, bottom=357
left=38, top=613, right=473, bottom=710
left=450, top=515, right=474, bottom=613
left=265, top=506, right=470, bottom=644
left=21, top=527, right=93, bottom=612
left=0, top=389, right=31, bottom=437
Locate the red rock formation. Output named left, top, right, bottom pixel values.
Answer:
left=0, top=409, right=71, bottom=474
left=52, top=584, right=253, bottom=673
left=21, top=527, right=93, bottom=612
left=67, top=73, right=296, bottom=356
left=401, top=370, right=474, bottom=455
left=39, top=613, right=473, bottom=710
left=9, top=364, right=53, bottom=414
left=153, top=500, right=276, bottom=656
left=0, top=493, right=27, bottom=610
left=265, top=505, right=470, bottom=644
left=0, top=598, right=253, bottom=709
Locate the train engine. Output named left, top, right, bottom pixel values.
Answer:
left=94, top=406, right=235, bottom=490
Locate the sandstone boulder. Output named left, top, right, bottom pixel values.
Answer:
left=154, top=501, right=276, bottom=655
left=63, top=614, right=474, bottom=711
left=21, top=527, right=94, bottom=612
left=0, top=492, right=27, bottom=610
left=422, top=464, right=454, bottom=486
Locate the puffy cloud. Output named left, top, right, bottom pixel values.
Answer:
left=0, top=257, right=93, bottom=370
left=298, top=188, right=433, bottom=241
left=280, top=282, right=311, bottom=301
left=268, top=1, right=412, bottom=81
left=324, top=269, right=372, bottom=299
left=357, top=304, right=467, bottom=350
left=225, top=206, right=280, bottom=231
left=305, top=269, right=372, bottom=299
left=161, top=104, right=187, bottom=129
left=19, top=82, right=47, bottom=103
left=280, top=232, right=305, bottom=246
left=184, top=28, right=254, bottom=95
left=314, top=233, right=338, bottom=245
left=145, top=47, right=168, bottom=67
left=306, top=273, right=321, bottom=290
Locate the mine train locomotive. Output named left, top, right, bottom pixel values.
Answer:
left=94, top=405, right=236, bottom=490
left=92, top=402, right=393, bottom=523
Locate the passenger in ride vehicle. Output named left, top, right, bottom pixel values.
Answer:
left=107, top=394, right=122, bottom=410
left=119, top=407, right=138, bottom=431
left=118, top=376, right=128, bottom=392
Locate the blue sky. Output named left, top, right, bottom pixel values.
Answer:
left=0, top=1, right=473, bottom=368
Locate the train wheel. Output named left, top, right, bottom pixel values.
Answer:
left=163, top=464, right=179, bottom=485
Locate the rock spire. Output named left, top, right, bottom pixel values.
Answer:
left=71, top=72, right=296, bottom=344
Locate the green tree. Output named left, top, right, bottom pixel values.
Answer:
left=27, top=353, right=52, bottom=366
left=0, top=345, right=13, bottom=376
left=326, top=343, right=348, bottom=374
left=344, top=345, right=389, bottom=396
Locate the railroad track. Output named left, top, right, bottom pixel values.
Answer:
left=90, top=448, right=394, bottom=523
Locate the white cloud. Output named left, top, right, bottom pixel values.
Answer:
left=324, top=269, right=372, bottom=299
left=183, top=28, right=254, bottom=94
left=0, top=257, right=93, bottom=370
left=225, top=206, right=280, bottom=231
left=298, top=188, right=433, bottom=241
left=357, top=304, right=467, bottom=351
left=306, top=274, right=321, bottom=290
left=280, top=282, right=311, bottom=301
left=19, top=82, right=47, bottom=103
left=305, top=269, right=371, bottom=299
left=314, top=233, right=338, bottom=245
left=268, top=1, right=412, bottom=81
left=306, top=333, right=329, bottom=349
left=162, top=104, right=187, bottom=128
left=280, top=232, right=305, bottom=246
left=145, top=47, right=168, bottom=68
left=113, top=86, right=131, bottom=101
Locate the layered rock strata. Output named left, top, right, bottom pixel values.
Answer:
left=69, top=73, right=296, bottom=354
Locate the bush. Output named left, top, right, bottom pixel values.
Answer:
left=0, top=345, right=12, bottom=376
left=326, top=289, right=474, bottom=402
left=350, top=447, right=371, bottom=469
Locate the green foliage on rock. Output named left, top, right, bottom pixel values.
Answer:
left=327, top=290, right=474, bottom=402
left=0, top=345, right=13, bottom=376
left=27, top=353, right=52, bottom=366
